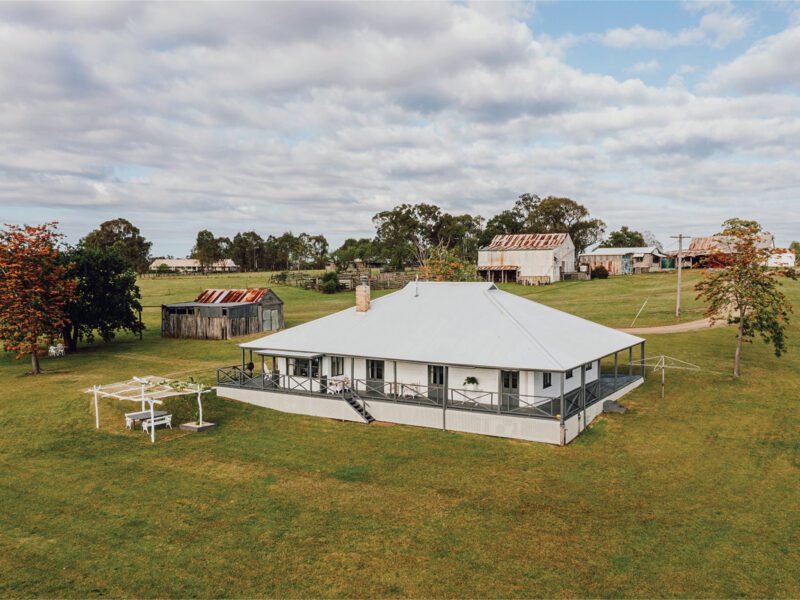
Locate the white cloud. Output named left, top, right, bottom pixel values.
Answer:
left=597, top=2, right=751, bottom=49
left=0, top=2, right=797, bottom=253
left=702, top=25, right=800, bottom=93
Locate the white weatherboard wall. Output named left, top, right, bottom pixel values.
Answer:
left=349, top=397, right=564, bottom=444
left=217, top=386, right=366, bottom=423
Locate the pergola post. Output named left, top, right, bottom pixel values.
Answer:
left=197, top=391, right=204, bottom=426
left=149, top=399, right=155, bottom=444
left=93, top=385, right=100, bottom=429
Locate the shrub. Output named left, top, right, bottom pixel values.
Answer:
left=320, top=270, right=340, bottom=294
left=591, top=266, right=609, bottom=279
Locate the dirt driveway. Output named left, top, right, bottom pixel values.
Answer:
left=619, top=317, right=728, bottom=335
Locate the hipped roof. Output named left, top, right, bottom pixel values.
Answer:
left=241, top=282, right=643, bottom=372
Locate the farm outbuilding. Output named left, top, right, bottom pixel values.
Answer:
left=149, top=258, right=238, bottom=273
left=580, top=247, right=666, bottom=275
left=676, top=234, right=775, bottom=268
left=162, top=288, right=284, bottom=340
left=477, top=233, right=575, bottom=285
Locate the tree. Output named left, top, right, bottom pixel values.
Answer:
left=695, top=219, right=796, bottom=378
left=297, top=233, right=329, bottom=269
left=421, top=247, right=477, bottom=282
left=230, top=231, right=265, bottom=272
left=0, top=223, right=75, bottom=374
left=332, top=238, right=378, bottom=269
left=373, top=203, right=442, bottom=269
left=601, top=226, right=646, bottom=248
left=191, top=230, right=225, bottom=271
left=61, top=245, right=144, bottom=353
left=790, top=241, right=800, bottom=266
left=516, top=194, right=606, bottom=258
left=82, top=218, right=152, bottom=274
left=643, top=230, right=663, bottom=251
left=372, top=203, right=483, bottom=269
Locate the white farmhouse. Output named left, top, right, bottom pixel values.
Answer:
left=477, top=233, right=575, bottom=284
left=216, top=281, right=645, bottom=445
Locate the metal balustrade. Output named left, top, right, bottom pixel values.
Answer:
left=216, top=366, right=642, bottom=421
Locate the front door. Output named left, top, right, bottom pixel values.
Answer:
left=500, top=370, right=520, bottom=410
left=427, top=365, right=446, bottom=404
left=366, top=359, right=385, bottom=396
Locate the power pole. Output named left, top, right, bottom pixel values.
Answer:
left=670, top=234, right=690, bottom=318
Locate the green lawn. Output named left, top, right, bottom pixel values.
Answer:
left=1, top=273, right=798, bottom=598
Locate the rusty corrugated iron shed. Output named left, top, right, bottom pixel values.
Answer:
left=194, top=288, right=271, bottom=304
left=686, top=234, right=774, bottom=255
left=486, top=233, right=568, bottom=250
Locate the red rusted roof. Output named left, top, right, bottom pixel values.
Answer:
left=687, top=234, right=773, bottom=255
left=486, top=233, right=568, bottom=250
left=194, top=288, right=271, bottom=304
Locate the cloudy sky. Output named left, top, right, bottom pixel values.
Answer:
left=0, top=1, right=798, bottom=256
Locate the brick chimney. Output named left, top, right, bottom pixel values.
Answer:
left=355, top=276, right=370, bottom=312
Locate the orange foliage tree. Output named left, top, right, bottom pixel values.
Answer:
left=0, top=223, right=75, bottom=374
left=420, top=247, right=477, bottom=282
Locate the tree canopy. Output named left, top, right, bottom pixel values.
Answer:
left=82, top=218, right=152, bottom=274
left=479, top=195, right=605, bottom=257
left=695, top=218, right=796, bottom=378
left=600, top=226, right=646, bottom=248
left=0, top=223, right=75, bottom=374
left=62, top=244, right=144, bottom=352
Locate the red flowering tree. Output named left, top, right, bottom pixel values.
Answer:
left=0, top=223, right=75, bottom=374
left=695, top=219, right=796, bottom=378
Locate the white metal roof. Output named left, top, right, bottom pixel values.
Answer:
left=581, top=247, right=665, bottom=257
left=241, top=282, right=643, bottom=372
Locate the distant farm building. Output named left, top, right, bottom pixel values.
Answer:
left=580, top=247, right=666, bottom=275
left=149, top=258, right=239, bottom=273
left=677, top=234, right=775, bottom=268
left=767, top=250, right=796, bottom=268
left=477, top=233, right=575, bottom=285
left=162, top=288, right=284, bottom=340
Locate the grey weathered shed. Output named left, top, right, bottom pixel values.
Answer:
left=162, top=288, right=283, bottom=340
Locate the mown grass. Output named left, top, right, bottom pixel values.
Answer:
left=0, top=272, right=798, bottom=598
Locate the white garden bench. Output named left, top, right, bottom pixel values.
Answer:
left=140, top=414, right=173, bottom=434
left=125, top=410, right=168, bottom=430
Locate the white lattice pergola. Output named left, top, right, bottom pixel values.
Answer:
left=85, top=375, right=212, bottom=443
